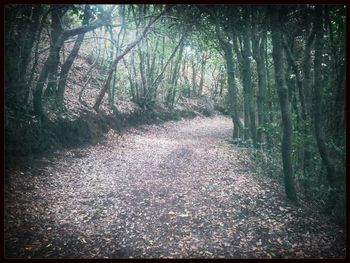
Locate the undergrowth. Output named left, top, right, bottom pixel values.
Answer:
left=248, top=144, right=345, bottom=227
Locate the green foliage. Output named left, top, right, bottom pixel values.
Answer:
left=165, top=84, right=178, bottom=109
left=262, top=121, right=281, bottom=144
left=63, top=6, right=85, bottom=28
left=251, top=146, right=283, bottom=181
left=179, top=83, right=192, bottom=98
left=232, top=137, right=253, bottom=148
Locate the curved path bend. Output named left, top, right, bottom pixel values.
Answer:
left=5, top=115, right=345, bottom=258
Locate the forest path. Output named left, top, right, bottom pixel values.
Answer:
left=5, top=115, right=345, bottom=258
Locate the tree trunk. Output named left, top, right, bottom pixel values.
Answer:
left=252, top=8, right=267, bottom=148
left=224, top=46, right=243, bottom=140
left=44, top=5, right=65, bottom=97
left=56, top=5, right=91, bottom=109
left=282, top=32, right=312, bottom=188
left=326, top=6, right=345, bottom=144
left=198, top=52, right=207, bottom=96
left=138, top=43, right=148, bottom=104
left=191, top=59, right=197, bottom=96
left=5, top=6, right=42, bottom=112
left=18, top=6, right=42, bottom=81
left=219, top=71, right=224, bottom=97
left=270, top=6, right=298, bottom=203
left=28, top=9, right=50, bottom=92
left=313, top=6, right=336, bottom=190
left=242, top=8, right=257, bottom=147
left=166, top=41, right=184, bottom=108
left=265, top=33, right=274, bottom=149
left=203, top=6, right=244, bottom=140
left=33, top=35, right=64, bottom=118
left=232, top=34, right=249, bottom=141
left=301, top=17, right=316, bottom=188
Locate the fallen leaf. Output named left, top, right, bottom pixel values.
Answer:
left=178, top=214, right=189, bottom=217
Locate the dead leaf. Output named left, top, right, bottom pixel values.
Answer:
left=178, top=214, right=189, bottom=218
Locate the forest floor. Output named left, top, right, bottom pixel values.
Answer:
left=5, top=115, right=345, bottom=259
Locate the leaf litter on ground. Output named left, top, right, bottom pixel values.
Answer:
left=5, top=115, right=345, bottom=259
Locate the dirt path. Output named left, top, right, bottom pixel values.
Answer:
left=5, top=115, right=345, bottom=259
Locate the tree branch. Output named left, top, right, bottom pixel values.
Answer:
left=93, top=5, right=172, bottom=112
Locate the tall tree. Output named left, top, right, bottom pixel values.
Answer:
left=55, top=5, right=92, bottom=108
left=201, top=6, right=244, bottom=140
left=270, top=6, right=297, bottom=202
left=241, top=6, right=257, bottom=147
left=5, top=5, right=44, bottom=112
left=43, top=5, right=67, bottom=98
left=251, top=6, right=268, bottom=148
left=197, top=51, right=208, bottom=96
left=313, top=6, right=336, bottom=192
